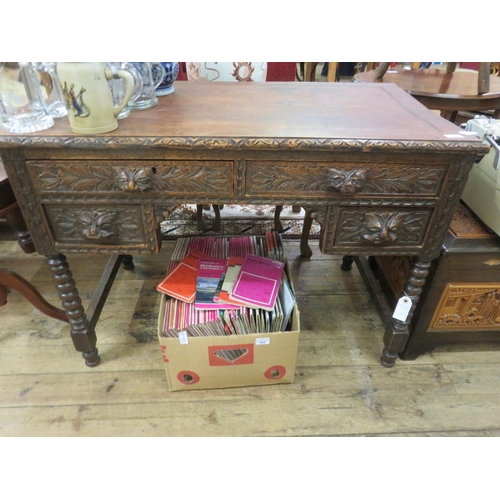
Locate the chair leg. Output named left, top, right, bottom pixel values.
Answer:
left=274, top=205, right=284, bottom=233
left=196, top=204, right=221, bottom=231
left=300, top=209, right=313, bottom=258
left=196, top=204, right=208, bottom=231
left=212, top=204, right=221, bottom=232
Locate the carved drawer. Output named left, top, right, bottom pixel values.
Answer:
left=245, top=160, right=447, bottom=198
left=28, top=160, right=234, bottom=197
left=43, top=204, right=160, bottom=253
left=322, top=207, right=433, bottom=253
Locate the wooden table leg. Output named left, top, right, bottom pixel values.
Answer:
left=341, top=255, right=355, bottom=271
left=47, top=254, right=100, bottom=367
left=4, top=206, right=36, bottom=254
left=380, top=259, right=431, bottom=367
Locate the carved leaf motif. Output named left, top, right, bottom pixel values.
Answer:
left=153, top=166, right=228, bottom=192
left=35, top=163, right=231, bottom=194
left=38, top=166, right=118, bottom=192
left=249, top=164, right=444, bottom=195
left=365, top=168, right=442, bottom=194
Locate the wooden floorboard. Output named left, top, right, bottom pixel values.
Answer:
left=1, top=230, right=500, bottom=437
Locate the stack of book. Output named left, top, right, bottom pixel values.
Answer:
left=156, top=233, right=296, bottom=338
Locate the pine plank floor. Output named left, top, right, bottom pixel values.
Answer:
left=1, top=225, right=500, bottom=437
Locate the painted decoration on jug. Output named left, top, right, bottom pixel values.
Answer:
left=60, top=81, right=90, bottom=117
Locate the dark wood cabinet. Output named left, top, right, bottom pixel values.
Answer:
left=370, top=202, right=500, bottom=359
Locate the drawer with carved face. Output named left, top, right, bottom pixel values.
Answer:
left=43, top=204, right=158, bottom=252
left=245, top=161, right=447, bottom=198
left=322, top=207, right=433, bottom=252
left=28, top=160, right=234, bottom=196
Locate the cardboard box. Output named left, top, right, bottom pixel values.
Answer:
left=157, top=264, right=300, bottom=391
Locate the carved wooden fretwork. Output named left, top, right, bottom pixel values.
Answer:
left=336, top=210, right=430, bottom=246
left=45, top=206, right=145, bottom=244
left=246, top=162, right=445, bottom=196
left=30, top=161, right=233, bottom=195
left=432, top=284, right=500, bottom=329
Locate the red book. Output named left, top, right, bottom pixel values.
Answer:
left=156, top=252, right=204, bottom=303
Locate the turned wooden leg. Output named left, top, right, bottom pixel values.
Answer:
left=300, top=209, right=314, bottom=258
left=121, top=254, right=134, bottom=270
left=274, top=205, right=284, bottom=233
left=341, top=255, right=355, bottom=271
left=380, top=259, right=431, bottom=368
left=47, top=254, right=100, bottom=367
left=4, top=206, right=36, bottom=254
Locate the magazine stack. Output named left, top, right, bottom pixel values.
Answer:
left=156, top=232, right=300, bottom=391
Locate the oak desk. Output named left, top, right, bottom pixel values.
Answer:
left=0, top=82, right=488, bottom=368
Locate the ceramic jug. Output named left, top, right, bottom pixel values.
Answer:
left=56, top=62, right=135, bottom=134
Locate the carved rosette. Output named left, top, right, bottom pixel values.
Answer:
left=431, top=284, right=500, bottom=329
left=336, top=210, right=430, bottom=246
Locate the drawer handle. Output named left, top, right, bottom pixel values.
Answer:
left=116, top=168, right=154, bottom=192
left=326, top=167, right=368, bottom=194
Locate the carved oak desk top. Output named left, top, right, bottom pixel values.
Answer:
left=0, top=82, right=489, bottom=368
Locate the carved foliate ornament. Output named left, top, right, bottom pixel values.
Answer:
left=336, top=210, right=430, bottom=246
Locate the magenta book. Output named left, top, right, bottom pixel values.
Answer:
left=230, top=254, right=285, bottom=311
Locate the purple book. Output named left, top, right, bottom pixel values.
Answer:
left=230, top=254, right=285, bottom=311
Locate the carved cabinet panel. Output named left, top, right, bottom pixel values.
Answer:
left=245, top=160, right=446, bottom=197
left=322, top=207, right=432, bottom=252
left=44, top=204, right=158, bottom=251
left=431, top=284, right=500, bottom=330
left=28, top=160, right=234, bottom=196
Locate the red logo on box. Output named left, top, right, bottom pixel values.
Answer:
left=208, top=344, right=254, bottom=366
